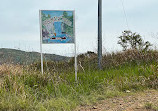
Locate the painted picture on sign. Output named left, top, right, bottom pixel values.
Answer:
left=40, top=10, right=74, bottom=43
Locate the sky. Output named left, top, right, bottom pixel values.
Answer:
left=0, top=0, right=158, bottom=56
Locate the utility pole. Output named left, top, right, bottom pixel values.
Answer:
left=98, top=0, right=102, bottom=70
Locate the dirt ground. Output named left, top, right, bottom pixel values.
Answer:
left=76, top=90, right=158, bottom=111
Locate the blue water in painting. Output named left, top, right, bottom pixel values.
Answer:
left=43, top=36, right=72, bottom=43
left=54, top=22, right=62, bottom=35
left=43, top=21, right=73, bottom=43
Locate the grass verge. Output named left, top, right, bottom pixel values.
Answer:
left=0, top=50, right=158, bottom=110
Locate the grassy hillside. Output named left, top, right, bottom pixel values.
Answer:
left=0, top=48, right=70, bottom=65
left=0, top=49, right=157, bottom=111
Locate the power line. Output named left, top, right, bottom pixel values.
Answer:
left=120, top=0, right=130, bottom=30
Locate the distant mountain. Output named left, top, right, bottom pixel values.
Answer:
left=0, top=48, right=71, bottom=65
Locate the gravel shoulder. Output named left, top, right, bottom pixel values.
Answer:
left=76, top=90, right=158, bottom=111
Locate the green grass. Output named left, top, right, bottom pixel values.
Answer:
left=144, top=102, right=158, bottom=110
left=0, top=50, right=158, bottom=110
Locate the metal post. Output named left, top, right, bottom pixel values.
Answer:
left=40, top=40, right=44, bottom=75
left=39, top=10, right=44, bottom=74
left=75, top=40, right=77, bottom=81
left=98, top=0, right=102, bottom=70
left=74, top=11, right=77, bottom=81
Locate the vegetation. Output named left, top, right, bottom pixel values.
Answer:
left=0, top=49, right=158, bottom=110
left=118, top=30, right=152, bottom=51
left=144, top=102, right=158, bottom=110
left=63, top=11, right=74, bottom=37
left=0, top=48, right=70, bottom=65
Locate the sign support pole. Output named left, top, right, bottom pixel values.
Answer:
left=98, top=0, right=102, bottom=70
left=74, top=11, right=77, bottom=82
left=40, top=41, right=44, bottom=75
left=75, top=40, right=77, bottom=82
left=39, top=10, right=44, bottom=75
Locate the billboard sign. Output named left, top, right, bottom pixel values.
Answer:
left=40, top=10, right=75, bottom=43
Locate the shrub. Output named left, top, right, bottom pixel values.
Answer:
left=118, top=30, right=152, bottom=51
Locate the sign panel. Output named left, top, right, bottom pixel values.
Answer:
left=40, top=10, right=75, bottom=43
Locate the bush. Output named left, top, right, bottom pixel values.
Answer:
left=118, top=30, right=152, bottom=51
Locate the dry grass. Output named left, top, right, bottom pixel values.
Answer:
left=0, top=64, right=23, bottom=75
left=102, top=49, right=158, bottom=68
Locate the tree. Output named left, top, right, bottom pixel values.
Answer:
left=48, top=14, right=51, bottom=18
left=63, top=11, right=68, bottom=18
left=118, top=30, right=152, bottom=51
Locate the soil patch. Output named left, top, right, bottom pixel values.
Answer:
left=76, top=90, right=158, bottom=111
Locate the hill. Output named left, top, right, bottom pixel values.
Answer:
left=0, top=48, right=71, bottom=65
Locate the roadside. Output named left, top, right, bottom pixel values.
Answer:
left=76, top=90, right=158, bottom=111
